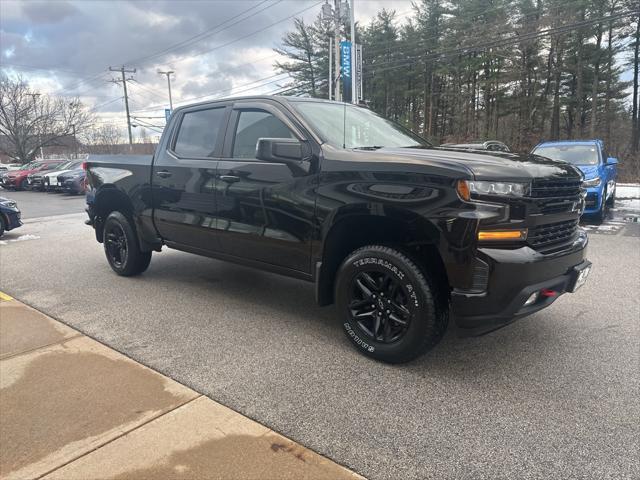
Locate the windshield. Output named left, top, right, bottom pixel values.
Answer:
left=292, top=101, right=430, bottom=149
left=54, top=161, right=74, bottom=170
left=20, top=162, right=40, bottom=171
left=533, top=145, right=600, bottom=166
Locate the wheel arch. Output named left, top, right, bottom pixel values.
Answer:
left=91, top=186, right=144, bottom=247
left=315, top=209, right=449, bottom=307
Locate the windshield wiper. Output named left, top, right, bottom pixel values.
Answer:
left=353, top=145, right=384, bottom=150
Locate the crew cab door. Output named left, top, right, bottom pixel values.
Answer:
left=215, top=101, right=317, bottom=274
left=152, top=103, right=230, bottom=251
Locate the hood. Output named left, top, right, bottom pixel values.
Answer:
left=59, top=168, right=84, bottom=178
left=46, top=169, right=72, bottom=178
left=575, top=164, right=599, bottom=179
left=372, top=147, right=582, bottom=181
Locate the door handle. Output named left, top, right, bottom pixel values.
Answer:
left=156, top=170, right=172, bottom=179
left=219, top=175, right=240, bottom=183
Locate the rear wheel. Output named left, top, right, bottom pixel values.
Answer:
left=103, top=211, right=151, bottom=276
left=335, top=245, right=447, bottom=363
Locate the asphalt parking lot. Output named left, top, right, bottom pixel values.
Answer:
left=1, top=190, right=639, bottom=479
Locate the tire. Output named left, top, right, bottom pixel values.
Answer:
left=102, top=211, right=152, bottom=276
left=335, top=245, right=447, bottom=363
left=0, top=215, right=5, bottom=238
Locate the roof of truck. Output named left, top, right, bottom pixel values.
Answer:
left=171, top=95, right=353, bottom=112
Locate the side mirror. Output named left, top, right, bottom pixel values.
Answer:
left=256, top=138, right=310, bottom=163
left=606, top=157, right=618, bottom=166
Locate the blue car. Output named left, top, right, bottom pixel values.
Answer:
left=531, top=140, right=618, bottom=222
left=0, top=196, right=22, bottom=238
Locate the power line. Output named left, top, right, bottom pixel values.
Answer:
left=89, top=96, right=124, bottom=113
left=362, top=11, right=633, bottom=77
left=124, top=0, right=280, bottom=67
left=359, top=0, right=590, bottom=60
left=155, top=1, right=322, bottom=68
left=130, top=72, right=291, bottom=113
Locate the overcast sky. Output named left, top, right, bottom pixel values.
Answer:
left=0, top=0, right=410, bottom=136
left=1, top=1, right=633, bottom=138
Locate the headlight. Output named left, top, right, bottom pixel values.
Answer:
left=0, top=201, right=17, bottom=209
left=456, top=180, right=529, bottom=200
left=583, top=176, right=601, bottom=187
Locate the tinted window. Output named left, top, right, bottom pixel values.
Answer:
left=232, top=110, right=294, bottom=159
left=174, top=107, right=225, bottom=158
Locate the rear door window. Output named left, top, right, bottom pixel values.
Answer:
left=173, top=107, right=226, bottom=158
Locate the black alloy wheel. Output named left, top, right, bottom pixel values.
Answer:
left=349, top=270, right=412, bottom=343
left=102, top=211, right=152, bottom=276
left=336, top=245, right=447, bottom=363
left=105, top=223, right=128, bottom=269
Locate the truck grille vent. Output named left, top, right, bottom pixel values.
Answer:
left=528, top=219, right=579, bottom=253
left=530, top=178, right=582, bottom=199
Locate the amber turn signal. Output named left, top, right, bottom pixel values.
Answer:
left=478, top=229, right=528, bottom=241
left=456, top=180, right=471, bottom=201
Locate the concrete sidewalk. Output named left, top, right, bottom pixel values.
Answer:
left=0, top=294, right=363, bottom=480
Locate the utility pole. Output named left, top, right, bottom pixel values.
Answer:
left=157, top=70, right=174, bottom=110
left=350, top=0, right=356, bottom=104
left=323, top=1, right=343, bottom=101
left=109, top=66, right=136, bottom=147
left=71, top=124, right=78, bottom=159
left=27, top=93, right=45, bottom=159
left=334, top=0, right=342, bottom=102
left=328, top=37, right=333, bottom=100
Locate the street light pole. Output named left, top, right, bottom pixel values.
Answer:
left=158, top=70, right=174, bottom=110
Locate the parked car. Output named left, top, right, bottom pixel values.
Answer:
left=0, top=196, right=22, bottom=237
left=37, top=159, right=84, bottom=192
left=1, top=159, right=65, bottom=190
left=58, top=167, right=86, bottom=195
left=531, top=140, right=617, bottom=222
left=0, top=163, right=22, bottom=172
left=86, top=96, right=590, bottom=363
left=440, top=141, right=511, bottom=152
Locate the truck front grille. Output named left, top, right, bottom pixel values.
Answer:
left=530, top=178, right=583, bottom=214
left=528, top=219, right=580, bottom=253
left=530, top=178, right=582, bottom=198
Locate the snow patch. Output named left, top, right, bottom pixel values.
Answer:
left=616, top=184, right=640, bottom=199
left=0, top=234, right=40, bottom=245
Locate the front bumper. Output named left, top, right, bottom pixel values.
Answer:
left=1, top=209, right=22, bottom=231
left=451, top=229, right=589, bottom=336
left=0, top=177, right=19, bottom=187
left=62, top=178, right=84, bottom=193
left=583, top=185, right=603, bottom=214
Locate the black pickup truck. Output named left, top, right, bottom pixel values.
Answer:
left=86, top=96, right=591, bottom=363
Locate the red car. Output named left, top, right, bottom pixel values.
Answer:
left=0, top=160, right=65, bottom=191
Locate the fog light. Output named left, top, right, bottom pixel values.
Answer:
left=524, top=292, right=539, bottom=306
